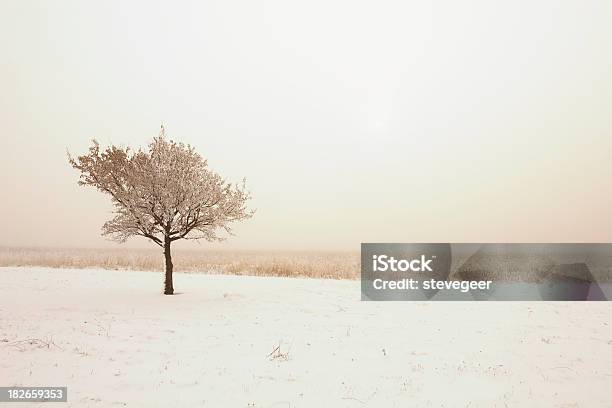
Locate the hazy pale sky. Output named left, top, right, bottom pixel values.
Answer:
left=1, top=0, right=612, bottom=250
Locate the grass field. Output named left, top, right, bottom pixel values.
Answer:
left=0, top=247, right=360, bottom=280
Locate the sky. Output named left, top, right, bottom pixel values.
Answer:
left=1, top=0, right=612, bottom=251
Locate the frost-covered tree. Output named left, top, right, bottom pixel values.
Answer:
left=69, top=127, right=253, bottom=294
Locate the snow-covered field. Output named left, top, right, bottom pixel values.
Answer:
left=1, top=267, right=611, bottom=407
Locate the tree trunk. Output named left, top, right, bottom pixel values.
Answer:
left=163, top=237, right=174, bottom=295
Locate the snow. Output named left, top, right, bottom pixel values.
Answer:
left=1, top=267, right=611, bottom=407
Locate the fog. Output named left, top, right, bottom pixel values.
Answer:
left=2, top=0, right=612, bottom=250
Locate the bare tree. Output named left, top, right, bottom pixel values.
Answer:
left=68, top=127, right=253, bottom=294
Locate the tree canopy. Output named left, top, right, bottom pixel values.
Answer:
left=69, top=129, right=253, bottom=248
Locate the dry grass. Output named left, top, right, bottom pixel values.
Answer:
left=0, top=247, right=360, bottom=280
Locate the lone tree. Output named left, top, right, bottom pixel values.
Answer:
left=69, top=127, right=253, bottom=295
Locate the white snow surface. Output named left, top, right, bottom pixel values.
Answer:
left=1, top=267, right=611, bottom=407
